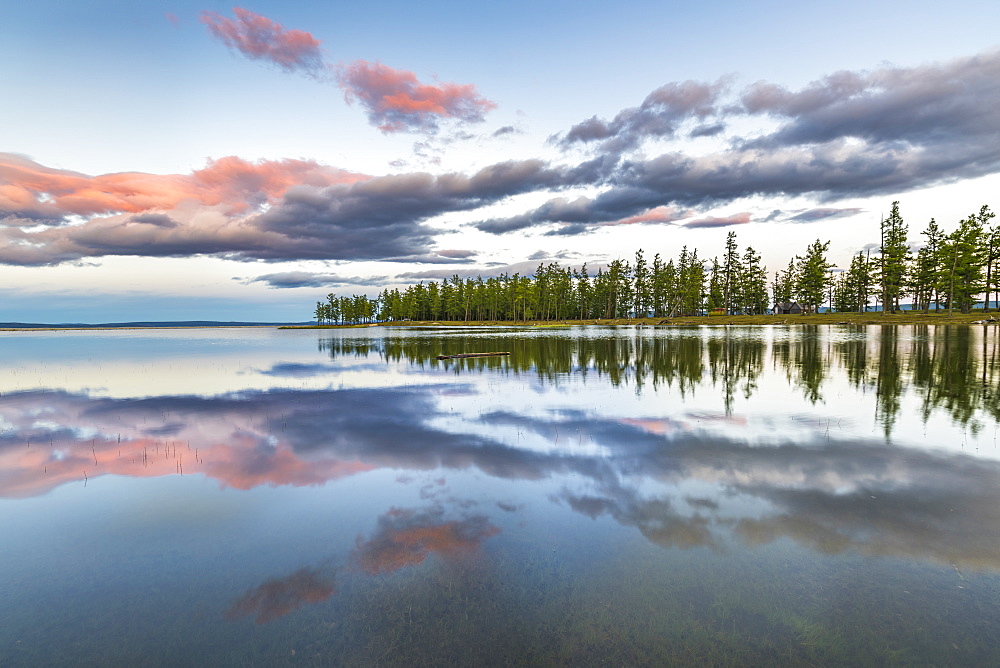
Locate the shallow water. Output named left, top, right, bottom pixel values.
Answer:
left=1, top=324, right=999, bottom=665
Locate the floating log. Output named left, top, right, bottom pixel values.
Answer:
left=436, top=351, right=511, bottom=360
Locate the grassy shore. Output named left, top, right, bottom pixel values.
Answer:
left=285, top=310, right=1000, bottom=329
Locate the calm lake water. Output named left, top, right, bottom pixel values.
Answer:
left=1, top=324, right=999, bottom=666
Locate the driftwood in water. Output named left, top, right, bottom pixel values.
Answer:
left=436, top=351, right=511, bottom=360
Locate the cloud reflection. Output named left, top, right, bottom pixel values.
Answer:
left=225, top=566, right=336, bottom=624
left=352, top=506, right=499, bottom=575
left=2, top=325, right=1000, bottom=574
left=226, top=504, right=499, bottom=624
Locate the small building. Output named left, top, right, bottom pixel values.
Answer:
left=773, top=301, right=803, bottom=315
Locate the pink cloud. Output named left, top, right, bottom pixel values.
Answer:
left=0, top=153, right=367, bottom=220
left=199, top=9, right=495, bottom=134
left=338, top=60, right=497, bottom=133
left=602, top=205, right=688, bottom=227
left=200, top=7, right=326, bottom=77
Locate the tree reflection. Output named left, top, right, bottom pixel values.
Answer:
left=319, top=326, right=997, bottom=432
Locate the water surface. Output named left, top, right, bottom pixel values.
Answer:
left=1, top=325, right=999, bottom=665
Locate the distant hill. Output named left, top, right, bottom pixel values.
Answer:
left=0, top=321, right=317, bottom=329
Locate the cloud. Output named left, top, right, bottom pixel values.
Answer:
left=200, top=7, right=326, bottom=78
left=524, top=49, right=1000, bottom=229
left=247, top=272, right=389, bottom=289
left=474, top=196, right=686, bottom=236
left=0, top=153, right=365, bottom=222
left=435, top=249, right=477, bottom=259
left=0, top=155, right=586, bottom=265
left=683, top=212, right=752, bottom=229
left=8, top=49, right=1000, bottom=264
left=689, top=123, right=725, bottom=138
left=128, top=213, right=178, bottom=228
left=337, top=60, right=497, bottom=134
left=606, top=205, right=688, bottom=227
left=201, top=9, right=495, bottom=135
left=786, top=207, right=863, bottom=222
left=492, top=125, right=519, bottom=137
left=739, top=51, right=1000, bottom=151
left=556, top=78, right=730, bottom=154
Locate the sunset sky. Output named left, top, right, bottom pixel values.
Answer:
left=2, top=0, right=999, bottom=322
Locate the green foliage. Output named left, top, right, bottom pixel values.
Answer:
left=942, top=206, right=992, bottom=314
left=312, top=200, right=998, bottom=322
left=879, top=201, right=910, bottom=312
left=794, top=239, right=832, bottom=313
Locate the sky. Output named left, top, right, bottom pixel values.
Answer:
left=2, top=0, right=1000, bottom=322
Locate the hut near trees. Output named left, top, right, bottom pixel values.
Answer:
left=772, top=302, right=803, bottom=315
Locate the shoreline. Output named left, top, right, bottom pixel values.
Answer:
left=285, top=312, right=1000, bottom=328
left=3, top=313, right=998, bottom=332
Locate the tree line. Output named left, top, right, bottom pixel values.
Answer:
left=831, top=203, right=999, bottom=315
left=313, top=201, right=999, bottom=323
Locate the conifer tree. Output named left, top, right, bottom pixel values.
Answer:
left=794, top=239, right=832, bottom=313
left=879, top=201, right=909, bottom=313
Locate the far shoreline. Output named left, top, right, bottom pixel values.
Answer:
left=2, top=312, right=998, bottom=332
left=283, top=311, right=1000, bottom=329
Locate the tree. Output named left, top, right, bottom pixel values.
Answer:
left=794, top=239, right=832, bottom=313
left=834, top=251, right=872, bottom=313
left=633, top=249, right=650, bottom=317
left=912, top=218, right=945, bottom=312
left=943, top=209, right=989, bottom=314
left=722, top=231, right=741, bottom=314
left=738, top=246, right=769, bottom=314
left=706, top=257, right=723, bottom=311
left=986, top=225, right=999, bottom=313
left=772, top=259, right=796, bottom=305
left=879, top=201, right=909, bottom=313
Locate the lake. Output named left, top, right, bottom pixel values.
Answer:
left=1, top=324, right=999, bottom=666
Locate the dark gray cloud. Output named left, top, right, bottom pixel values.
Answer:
left=474, top=196, right=601, bottom=234
left=689, top=123, right=726, bottom=138
left=128, top=213, right=178, bottom=228
left=5, top=50, right=1000, bottom=264
left=479, top=49, right=1000, bottom=236
left=740, top=51, right=1000, bottom=151
left=254, top=159, right=590, bottom=260
left=683, top=213, right=752, bottom=229
left=786, top=207, right=863, bottom=222
left=245, top=272, right=389, bottom=289
left=436, top=249, right=477, bottom=259
left=0, top=158, right=598, bottom=266
left=556, top=78, right=731, bottom=154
